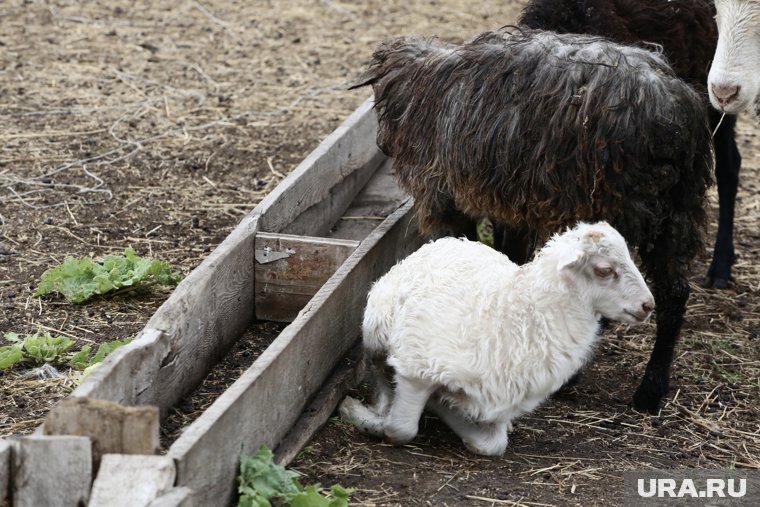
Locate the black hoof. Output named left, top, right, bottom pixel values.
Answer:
left=713, top=277, right=730, bottom=290
left=702, top=275, right=731, bottom=290
left=632, top=385, right=663, bottom=414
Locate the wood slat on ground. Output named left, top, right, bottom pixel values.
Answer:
left=51, top=98, right=382, bottom=421
left=146, top=213, right=260, bottom=417
left=259, top=97, right=384, bottom=236
left=43, top=397, right=160, bottom=470
left=12, top=436, right=92, bottom=507
left=168, top=201, right=423, bottom=506
left=254, top=233, right=359, bottom=322
left=0, top=439, right=8, bottom=506
left=69, top=328, right=169, bottom=410
left=89, top=454, right=175, bottom=507
left=274, top=342, right=366, bottom=466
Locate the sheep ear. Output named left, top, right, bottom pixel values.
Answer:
left=557, top=248, right=585, bottom=272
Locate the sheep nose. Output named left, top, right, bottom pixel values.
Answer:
left=712, top=84, right=740, bottom=107
left=642, top=301, right=654, bottom=314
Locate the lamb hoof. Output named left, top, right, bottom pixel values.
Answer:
left=383, top=427, right=416, bottom=445
left=463, top=440, right=507, bottom=457
left=338, top=396, right=364, bottom=422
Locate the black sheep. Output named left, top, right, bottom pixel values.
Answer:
left=520, top=0, right=741, bottom=291
left=351, top=29, right=714, bottom=413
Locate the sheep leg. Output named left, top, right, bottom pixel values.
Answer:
left=369, top=360, right=394, bottom=416
left=360, top=354, right=395, bottom=415
left=427, top=399, right=508, bottom=456
left=705, top=114, right=741, bottom=289
left=435, top=207, right=477, bottom=240
left=339, top=396, right=386, bottom=437
left=412, top=184, right=477, bottom=239
left=383, top=375, right=437, bottom=445
left=492, top=223, right=535, bottom=265
left=339, top=360, right=395, bottom=435
left=632, top=266, right=690, bottom=413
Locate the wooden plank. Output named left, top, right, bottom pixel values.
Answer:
left=274, top=341, right=365, bottom=466
left=258, top=96, right=384, bottom=235
left=0, top=440, right=9, bottom=507
left=38, top=99, right=380, bottom=424
left=68, top=328, right=168, bottom=407
left=12, top=436, right=91, bottom=507
left=168, top=201, right=423, bottom=507
left=124, top=100, right=379, bottom=417
left=147, top=487, right=194, bottom=507
left=43, top=397, right=159, bottom=471
left=254, top=233, right=359, bottom=322
left=281, top=150, right=385, bottom=237
left=327, top=158, right=409, bottom=241
left=89, top=455, right=175, bottom=507
left=145, top=214, right=259, bottom=418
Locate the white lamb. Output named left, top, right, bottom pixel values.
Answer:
left=340, top=221, right=654, bottom=456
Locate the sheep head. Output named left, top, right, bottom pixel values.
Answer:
left=709, top=0, right=760, bottom=115
left=551, top=222, right=654, bottom=324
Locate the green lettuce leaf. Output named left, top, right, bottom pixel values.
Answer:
left=237, top=446, right=352, bottom=507
left=22, top=333, right=74, bottom=363
left=34, top=247, right=181, bottom=304
left=68, top=345, right=92, bottom=369
left=0, top=346, right=24, bottom=369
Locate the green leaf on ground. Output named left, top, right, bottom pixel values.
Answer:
left=71, top=339, right=132, bottom=383
left=34, top=247, right=181, bottom=303
left=2, top=331, right=75, bottom=367
left=0, top=332, right=130, bottom=373
left=0, top=346, right=24, bottom=369
left=238, top=446, right=351, bottom=507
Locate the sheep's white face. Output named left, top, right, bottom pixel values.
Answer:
left=708, top=0, right=760, bottom=115
left=556, top=223, right=654, bottom=324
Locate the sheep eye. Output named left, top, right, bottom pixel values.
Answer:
left=594, top=266, right=616, bottom=279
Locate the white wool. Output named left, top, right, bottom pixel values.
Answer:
left=342, top=221, right=654, bottom=455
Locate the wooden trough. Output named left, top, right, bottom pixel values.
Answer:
left=0, top=97, right=424, bottom=506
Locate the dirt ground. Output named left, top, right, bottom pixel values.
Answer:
left=1, top=1, right=759, bottom=506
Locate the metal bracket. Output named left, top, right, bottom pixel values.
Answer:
left=255, top=246, right=296, bottom=264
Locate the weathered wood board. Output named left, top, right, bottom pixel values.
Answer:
left=169, top=201, right=422, bottom=506
left=274, top=342, right=365, bottom=466
left=43, top=397, right=159, bottom=470
left=12, top=435, right=92, bottom=507
left=51, top=96, right=382, bottom=420
left=259, top=98, right=384, bottom=236
left=254, top=233, right=359, bottom=322
left=0, top=439, right=9, bottom=506
left=327, top=158, right=406, bottom=241
left=147, top=213, right=260, bottom=418
left=68, top=328, right=170, bottom=413
left=89, top=454, right=175, bottom=507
